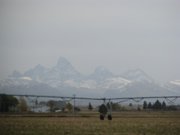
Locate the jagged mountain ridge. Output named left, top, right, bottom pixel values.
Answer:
left=7, top=57, right=132, bottom=89
left=7, top=57, right=153, bottom=89
left=24, top=57, right=82, bottom=82
left=0, top=57, right=179, bottom=97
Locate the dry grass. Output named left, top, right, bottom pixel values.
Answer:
left=0, top=111, right=180, bottom=135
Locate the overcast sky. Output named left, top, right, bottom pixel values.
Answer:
left=0, top=0, right=180, bottom=83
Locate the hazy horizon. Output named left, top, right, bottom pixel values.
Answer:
left=0, top=0, right=180, bottom=83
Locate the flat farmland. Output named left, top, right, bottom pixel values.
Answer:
left=0, top=111, right=180, bottom=135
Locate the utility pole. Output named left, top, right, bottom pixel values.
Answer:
left=109, top=99, right=112, bottom=115
left=73, top=94, right=76, bottom=116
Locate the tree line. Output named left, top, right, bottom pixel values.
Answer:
left=143, top=100, right=178, bottom=111
left=1, top=94, right=179, bottom=113
left=0, top=94, right=28, bottom=112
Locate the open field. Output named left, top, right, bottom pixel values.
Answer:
left=0, top=111, right=180, bottom=135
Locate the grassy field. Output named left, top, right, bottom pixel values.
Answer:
left=0, top=111, right=180, bottom=135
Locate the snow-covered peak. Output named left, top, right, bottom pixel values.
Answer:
left=106, top=77, right=131, bottom=84
left=22, top=64, right=47, bottom=81
left=101, top=77, right=131, bottom=89
left=165, top=80, right=180, bottom=94
left=24, top=64, right=46, bottom=75
left=89, top=66, right=114, bottom=82
left=56, top=57, right=73, bottom=69
left=54, top=57, right=80, bottom=74
left=46, top=57, right=82, bottom=81
left=122, top=69, right=154, bottom=83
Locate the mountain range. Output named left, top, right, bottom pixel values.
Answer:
left=0, top=57, right=180, bottom=97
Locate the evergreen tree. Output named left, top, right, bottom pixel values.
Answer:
left=148, top=102, right=152, bottom=109
left=153, top=100, right=162, bottom=110
left=129, top=103, right=133, bottom=107
left=143, top=101, right=147, bottom=110
left=88, top=102, right=93, bottom=111
left=162, top=101, right=166, bottom=110
left=0, top=94, right=18, bottom=112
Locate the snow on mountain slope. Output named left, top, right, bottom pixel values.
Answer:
left=88, top=66, right=114, bottom=82
left=99, top=77, right=131, bottom=89
left=121, top=69, right=154, bottom=83
left=63, top=80, right=80, bottom=88
left=104, top=81, right=175, bottom=98
left=78, top=80, right=97, bottom=89
left=58, top=77, right=130, bottom=89
left=43, top=57, right=82, bottom=82
left=0, top=77, right=33, bottom=87
left=6, top=57, right=132, bottom=89
left=15, top=57, right=82, bottom=85
left=165, top=80, right=180, bottom=94
left=24, top=64, right=48, bottom=81
left=20, top=77, right=32, bottom=81
left=170, top=80, right=180, bottom=86
left=1, top=57, right=179, bottom=97
left=0, top=77, right=62, bottom=96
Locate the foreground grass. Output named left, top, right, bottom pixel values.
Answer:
left=0, top=111, right=180, bottom=135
